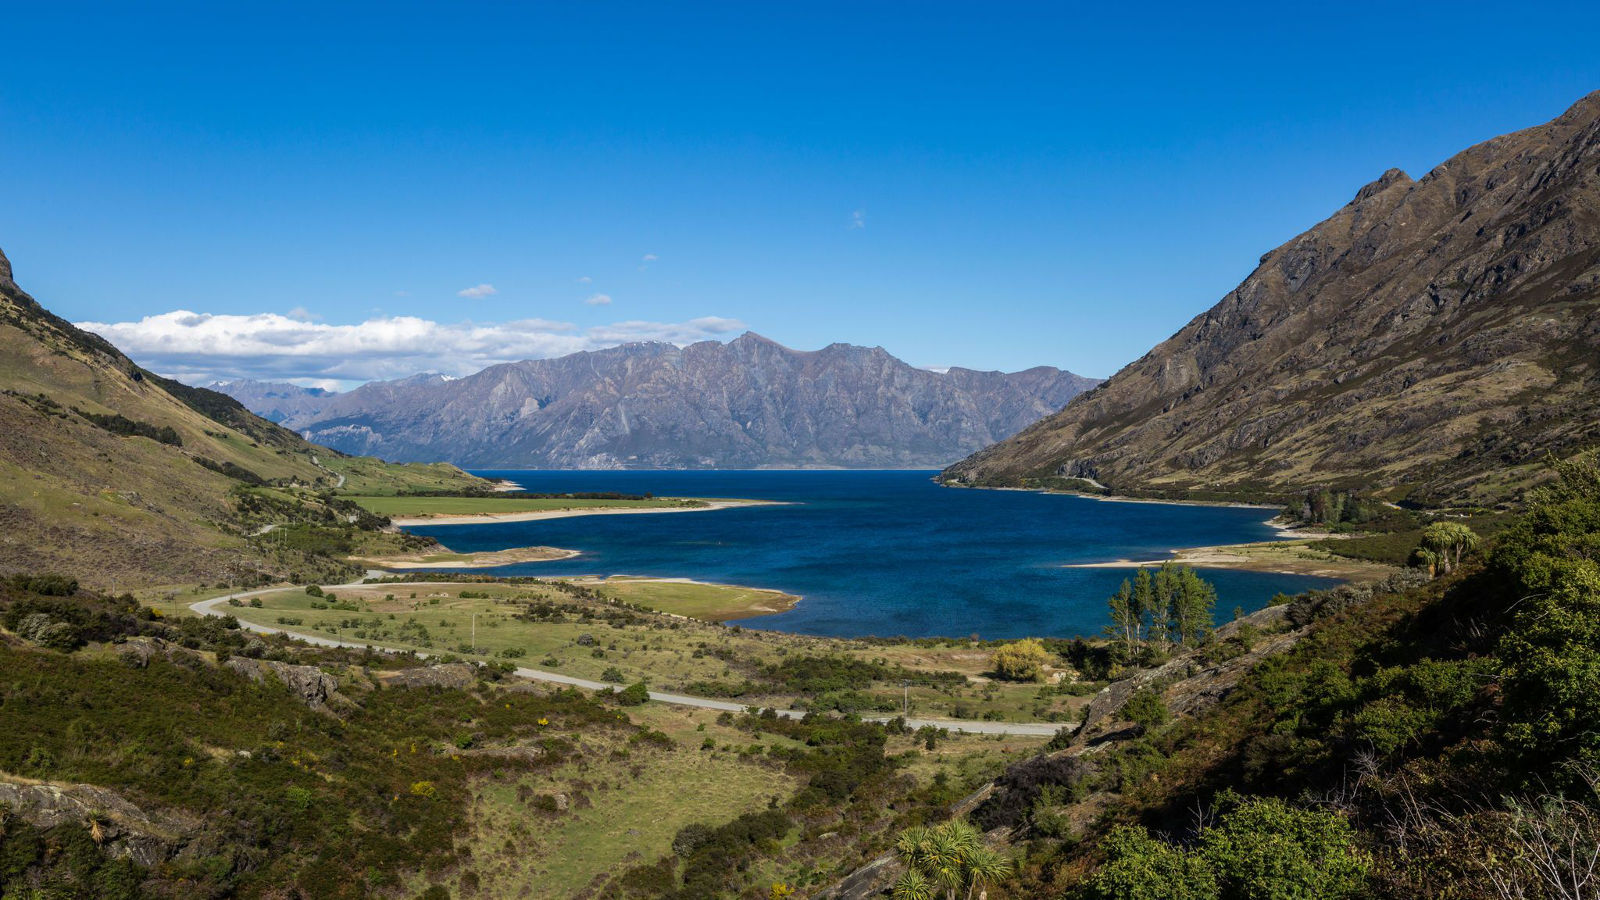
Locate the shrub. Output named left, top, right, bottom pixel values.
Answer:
left=992, top=638, right=1050, bottom=681
left=1085, top=825, right=1218, bottom=900
left=1120, top=688, right=1170, bottom=733
left=1199, top=792, right=1370, bottom=899
left=616, top=681, right=650, bottom=706
left=1084, top=794, right=1368, bottom=900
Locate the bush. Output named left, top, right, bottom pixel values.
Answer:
left=1120, top=688, right=1170, bottom=733
left=1199, top=792, right=1370, bottom=899
left=1085, top=825, right=1218, bottom=900
left=1083, top=793, right=1368, bottom=900
left=992, top=638, right=1050, bottom=681
left=616, top=681, right=650, bottom=706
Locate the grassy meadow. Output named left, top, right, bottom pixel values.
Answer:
left=226, top=578, right=1094, bottom=725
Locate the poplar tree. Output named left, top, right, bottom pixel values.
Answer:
left=1131, top=568, right=1155, bottom=647
left=1172, top=567, right=1218, bottom=647
left=1107, top=578, right=1142, bottom=652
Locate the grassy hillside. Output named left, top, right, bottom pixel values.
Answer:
left=0, top=575, right=1043, bottom=898
left=942, top=93, right=1600, bottom=508
left=839, top=453, right=1600, bottom=899
left=0, top=244, right=487, bottom=588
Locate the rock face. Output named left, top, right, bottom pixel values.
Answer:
left=0, top=779, right=195, bottom=867
left=944, top=91, right=1600, bottom=505
left=215, top=336, right=1098, bottom=469
left=225, top=657, right=347, bottom=712
left=380, top=662, right=480, bottom=690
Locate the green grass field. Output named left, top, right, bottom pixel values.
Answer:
left=227, top=580, right=1092, bottom=724
left=439, top=711, right=802, bottom=898
left=587, top=577, right=799, bottom=620
left=348, top=495, right=704, bottom=517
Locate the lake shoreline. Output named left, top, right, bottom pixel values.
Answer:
left=390, top=498, right=782, bottom=527
left=933, top=478, right=1286, bottom=512
left=1062, top=532, right=1398, bottom=580
left=352, top=545, right=581, bottom=569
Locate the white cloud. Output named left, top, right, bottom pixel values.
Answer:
left=576, top=275, right=592, bottom=284
left=584, top=293, right=613, bottom=306
left=641, top=253, right=658, bottom=263
left=286, top=306, right=321, bottom=322
left=77, top=310, right=748, bottom=388
left=849, top=210, right=866, bottom=230
left=457, top=283, right=498, bottom=298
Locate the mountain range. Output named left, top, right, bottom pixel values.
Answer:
left=214, top=338, right=1099, bottom=469
left=944, top=90, right=1600, bottom=506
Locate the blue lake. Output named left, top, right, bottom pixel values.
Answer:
left=402, top=470, right=1336, bottom=640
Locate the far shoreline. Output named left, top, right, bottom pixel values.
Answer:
left=931, top=478, right=1286, bottom=511
left=1062, top=532, right=1397, bottom=581
left=389, top=498, right=784, bottom=527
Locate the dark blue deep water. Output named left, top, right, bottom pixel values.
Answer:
left=403, top=470, right=1335, bottom=640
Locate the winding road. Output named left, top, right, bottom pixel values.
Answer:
left=191, top=581, right=1066, bottom=737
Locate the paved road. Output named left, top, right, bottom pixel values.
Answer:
left=192, top=581, right=1066, bottom=737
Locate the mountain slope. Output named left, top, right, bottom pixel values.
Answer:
left=217, top=337, right=1099, bottom=469
left=206, top=378, right=335, bottom=423
left=944, top=91, right=1600, bottom=505
left=0, top=244, right=485, bottom=587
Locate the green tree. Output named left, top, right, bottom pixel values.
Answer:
left=1170, top=566, right=1217, bottom=648
left=991, top=638, right=1049, bottom=682
left=1418, top=521, right=1480, bottom=575
left=1083, top=825, right=1218, bottom=900
left=1152, top=565, right=1181, bottom=652
left=1493, top=453, right=1600, bottom=770
left=1108, top=578, right=1143, bottom=652
left=893, top=821, right=1012, bottom=900
left=1132, top=568, right=1155, bottom=645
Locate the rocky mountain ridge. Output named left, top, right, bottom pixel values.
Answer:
left=216, top=336, right=1098, bottom=469
left=943, top=91, right=1600, bottom=505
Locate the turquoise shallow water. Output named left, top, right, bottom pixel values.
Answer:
left=403, top=470, right=1337, bottom=640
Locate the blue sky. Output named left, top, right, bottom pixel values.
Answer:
left=2, top=2, right=1597, bottom=388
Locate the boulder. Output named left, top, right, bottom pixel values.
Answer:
left=380, top=662, right=479, bottom=690
left=225, top=657, right=348, bottom=712
left=0, top=779, right=195, bottom=867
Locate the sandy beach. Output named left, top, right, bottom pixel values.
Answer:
left=388, top=498, right=780, bottom=527
left=351, top=545, right=581, bottom=569
left=1062, top=533, right=1397, bottom=580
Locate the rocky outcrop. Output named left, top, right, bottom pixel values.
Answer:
left=215, top=337, right=1098, bottom=469
left=944, top=91, right=1600, bottom=505
left=1074, top=605, right=1299, bottom=744
left=225, top=657, right=349, bottom=712
left=379, top=662, right=479, bottom=690
left=0, top=779, right=196, bottom=867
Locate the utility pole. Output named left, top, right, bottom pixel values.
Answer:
left=903, top=680, right=910, bottom=715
